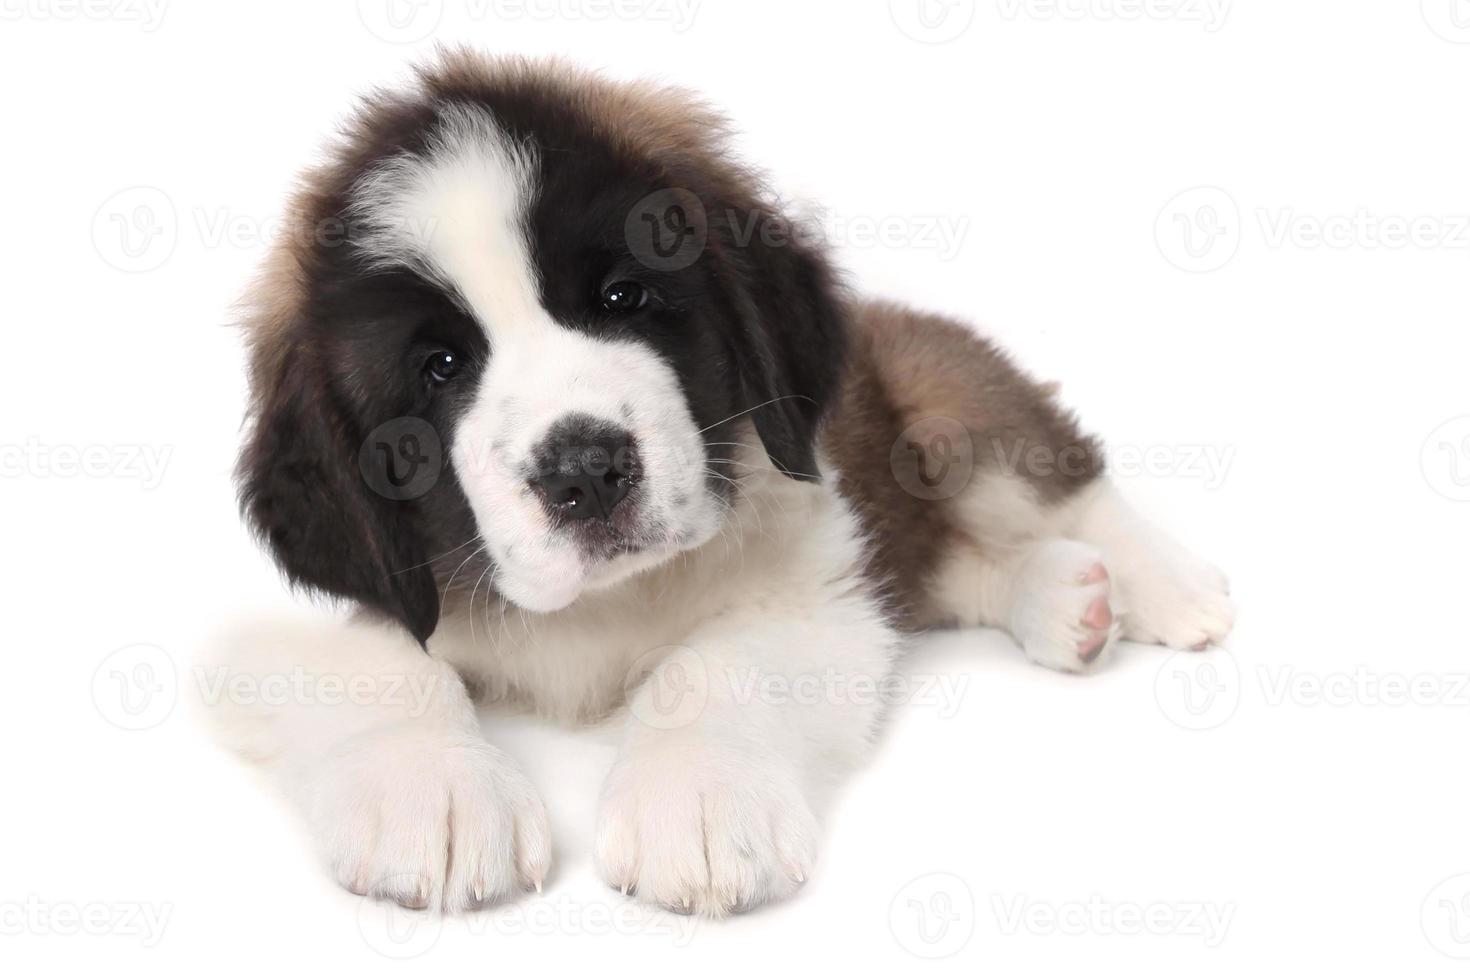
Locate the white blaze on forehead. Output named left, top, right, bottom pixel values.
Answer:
left=349, top=104, right=544, bottom=339
left=345, top=104, right=723, bottom=612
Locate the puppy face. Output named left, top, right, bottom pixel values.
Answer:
left=238, top=54, right=846, bottom=642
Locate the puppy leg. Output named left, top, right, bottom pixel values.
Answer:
left=933, top=535, right=1123, bottom=672
left=1070, top=480, right=1235, bottom=650
left=930, top=474, right=1229, bottom=668
left=594, top=505, right=901, bottom=916
left=198, top=614, right=550, bottom=911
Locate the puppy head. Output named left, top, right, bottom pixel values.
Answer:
left=238, top=52, right=847, bottom=642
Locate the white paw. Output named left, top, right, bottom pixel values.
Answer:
left=595, top=749, right=817, bottom=916
left=1009, top=539, right=1122, bottom=672
left=296, top=726, right=551, bottom=912
left=1115, top=549, right=1234, bottom=650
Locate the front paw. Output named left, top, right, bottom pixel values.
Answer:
left=594, top=750, right=818, bottom=916
left=297, top=726, right=551, bottom=912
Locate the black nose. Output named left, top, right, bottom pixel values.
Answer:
left=528, top=417, right=638, bottom=522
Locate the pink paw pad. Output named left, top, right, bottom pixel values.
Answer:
left=1076, top=595, right=1114, bottom=663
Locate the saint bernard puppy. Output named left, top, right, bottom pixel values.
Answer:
left=208, top=49, right=1234, bottom=917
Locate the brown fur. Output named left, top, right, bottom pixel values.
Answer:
left=238, top=52, right=1102, bottom=636
left=241, top=48, right=771, bottom=417
left=825, top=300, right=1104, bottom=628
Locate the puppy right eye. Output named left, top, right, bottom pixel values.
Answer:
left=424, top=350, right=459, bottom=384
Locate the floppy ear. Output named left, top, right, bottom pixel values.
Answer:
left=719, top=205, right=848, bottom=482
left=238, top=345, right=440, bottom=646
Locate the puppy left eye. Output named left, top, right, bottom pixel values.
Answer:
left=600, top=281, right=647, bottom=314
left=424, top=350, right=459, bottom=384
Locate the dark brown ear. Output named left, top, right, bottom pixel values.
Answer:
left=718, top=205, right=848, bottom=482
left=238, top=344, right=440, bottom=646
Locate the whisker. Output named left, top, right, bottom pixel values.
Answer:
left=698, top=394, right=815, bottom=435
left=393, top=534, right=481, bottom=577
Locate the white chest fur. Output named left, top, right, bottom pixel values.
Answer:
left=428, top=453, right=883, bottom=724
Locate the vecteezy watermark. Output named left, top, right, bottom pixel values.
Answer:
left=890, top=0, right=977, bottom=43
left=357, top=0, right=700, bottom=43
left=0, top=897, right=173, bottom=947
left=360, top=417, right=444, bottom=501
left=624, top=645, right=711, bottom=731
left=888, top=875, right=1234, bottom=954
left=357, top=880, right=443, bottom=959
left=1421, top=416, right=1470, bottom=502
left=92, top=188, right=446, bottom=274
left=0, top=438, right=173, bottom=489
left=92, top=644, right=178, bottom=731
left=890, top=417, right=976, bottom=501
left=1422, top=0, right=1470, bottom=43
left=741, top=208, right=972, bottom=263
left=1258, top=666, right=1470, bottom=709
left=192, top=666, right=445, bottom=716
left=623, top=190, right=972, bottom=272
left=995, top=0, right=1230, bottom=31
left=1159, top=657, right=1470, bottom=730
left=1157, top=186, right=1470, bottom=273
left=1156, top=186, right=1241, bottom=273
left=727, top=667, right=971, bottom=719
left=358, top=887, right=699, bottom=958
left=92, top=186, right=177, bottom=273
left=0, top=0, right=168, bottom=30
left=1154, top=648, right=1240, bottom=731
left=623, top=648, right=966, bottom=730
left=889, top=421, right=1236, bottom=501
left=991, top=894, right=1235, bottom=946
left=889, top=872, right=977, bottom=958
left=992, top=437, right=1236, bottom=490
left=1423, top=873, right=1470, bottom=959
left=625, top=188, right=709, bottom=272
left=1257, top=209, right=1470, bottom=252
left=356, top=0, right=443, bottom=42
left=473, top=895, right=698, bottom=943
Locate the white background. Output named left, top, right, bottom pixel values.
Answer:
left=2, top=0, right=1468, bottom=975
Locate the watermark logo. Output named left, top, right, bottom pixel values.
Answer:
left=357, top=878, right=443, bottom=959
left=625, top=188, right=707, bottom=273
left=92, top=644, right=178, bottom=731
left=1257, top=209, right=1470, bottom=251
left=0, top=0, right=168, bottom=30
left=92, top=186, right=177, bottom=273
left=993, top=438, right=1236, bottom=490
left=0, top=897, right=172, bottom=946
left=991, top=894, right=1235, bottom=946
left=1154, top=649, right=1239, bottom=730
left=995, top=0, right=1231, bottom=32
left=1156, top=186, right=1240, bottom=273
left=727, top=667, right=971, bottom=719
left=1422, top=416, right=1470, bottom=502
left=192, top=666, right=445, bottom=717
left=890, top=0, right=976, bottom=43
left=1422, top=0, right=1470, bottom=43
left=889, top=872, right=976, bottom=958
left=0, top=439, right=173, bottom=489
left=360, top=417, right=443, bottom=501
left=357, top=0, right=443, bottom=43
left=624, top=645, right=710, bottom=731
left=890, top=416, right=975, bottom=501
left=1422, top=874, right=1470, bottom=958
left=1159, top=188, right=1470, bottom=272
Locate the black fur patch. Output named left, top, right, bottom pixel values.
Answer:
left=238, top=59, right=848, bottom=643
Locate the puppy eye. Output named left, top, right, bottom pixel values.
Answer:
left=600, top=280, right=647, bottom=314
left=424, top=350, right=459, bottom=384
